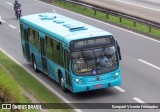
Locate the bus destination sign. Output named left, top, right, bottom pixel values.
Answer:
left=72, top=37, right=113, bottom=49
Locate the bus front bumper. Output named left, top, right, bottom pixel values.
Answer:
left=72, top=75, right=121, bottom=93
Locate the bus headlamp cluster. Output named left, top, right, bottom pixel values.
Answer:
left=113, top=72, right=119, bottom=79
left=73, top=78, right=83, bottom=85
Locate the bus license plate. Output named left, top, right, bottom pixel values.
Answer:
left=94, top=84, right=103, bottom=89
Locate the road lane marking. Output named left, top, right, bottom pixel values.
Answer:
left=114, top=0, right=160, bottom=12
left=133, top=97, right=146, bottom=103
left=1, top=19, right=6, bottom=23
left=114, top=86, right=126, bottom=92
left=18, top=30, right=20, bottom=32
left=36, top=0, right=160, bottom=44
left=138, top=59, right=160, bottom=71
left=6, top=2, right=13, bottom=6
left=8, top=25, right=16, bottom=29
left=0, top=48, right=82, bottom=112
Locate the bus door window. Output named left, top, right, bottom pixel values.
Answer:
left=46, top=36, right=55, bottom=77
left=64, top=49, right=70, bottom=71
left=40, top=37, right=47, bottom=71
left=64, top=49, right=71, bottom=87
left=59, top=43, right=63, bottom=67
left=40, top=38, right=46, bottom=55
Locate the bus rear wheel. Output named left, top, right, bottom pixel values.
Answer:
left=32, top=56, right=39, bottom=72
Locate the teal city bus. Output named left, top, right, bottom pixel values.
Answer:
left=20, top=13, right=122, bottom=93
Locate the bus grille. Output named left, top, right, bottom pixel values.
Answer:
left=83, top=74, right=111, bottom=82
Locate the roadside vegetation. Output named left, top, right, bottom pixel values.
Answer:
left=0, top=62, right=37, bottom=112
left=0, top=51, right=73, bottom=112
left=53, top=1, right=160, bottom=38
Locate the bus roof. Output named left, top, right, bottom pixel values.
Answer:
left=20, top=13, right=112, bottom=44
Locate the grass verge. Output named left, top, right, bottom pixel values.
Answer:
left=0, top=63, right=37, bottom=112
left=53, top=1, right=160, bottom=38
left=0, top=50, right=73, bottom=112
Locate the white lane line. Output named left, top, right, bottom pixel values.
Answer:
left=114, top=86, right=126, bottom=92
left=36, top=0, right=160, bottom=44
left=1, top=19, right=6, bottom=23
left=138, top=59, right=160, bottom=71
left=133, top=97, right=146, bottom=103
left=114, top=0, right=160, bottom=12
left=8, top=25, right=16, bottom=29
left=0, top=48, right=82, bottom=112
left=36, top=0, right=53, bottom=7
left=18, top=30, right=20, bottom=32
left=6, top=2, right=13, bottom=6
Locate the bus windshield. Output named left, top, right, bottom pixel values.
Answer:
left=71, top=46, right=118, bottom=76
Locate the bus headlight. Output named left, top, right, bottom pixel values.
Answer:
left=113, top=72, right=119, bottom=79
left=73, top=78, right=83, bottom=85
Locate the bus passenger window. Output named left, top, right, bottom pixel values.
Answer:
left=35, top=31, right=39, bottom=50
left=20, top=24, right=24, bottom=40
left=50, top=39, right=53, bottom=47
left=59, top=43, right=63, bottom=66
left=57, top=42, right=60, bottom=50
left=28, top=28, right=35, bottom=45
left=46, top=36, right=53, bottom=60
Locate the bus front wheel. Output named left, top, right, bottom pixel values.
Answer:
left=59, top=76, right=68, bottom=92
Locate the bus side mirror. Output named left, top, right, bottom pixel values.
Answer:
left=116, top=41, right=122, bottom=60
left=117, top=45, right=122, bottom=60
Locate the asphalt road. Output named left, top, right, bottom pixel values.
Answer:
left=114, top=0, right=160, bottom=10
left=78, top=0, right=160, bottom=23
left=0, top=0, right=160, bottom=112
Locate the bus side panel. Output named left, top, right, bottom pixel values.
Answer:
left=47, top=59, right=56, bottom=80
left=34, top=47, right=43, bottom=71
left=21, top=40, right=27, bottom=60
left=47, top=59, right=66, bottom=84
left=29, top=43, right=42, bottom=70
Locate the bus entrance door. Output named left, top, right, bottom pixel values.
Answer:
left=64, top=49, right=72, bottom=89
left=40, top=38, right=48, bottom=73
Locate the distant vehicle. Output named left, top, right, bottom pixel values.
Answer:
left=19, top=12, right=122, bottom=93
left=15, top=7, right=21, bottom=19
left=13, top=0, right=21, bottom=19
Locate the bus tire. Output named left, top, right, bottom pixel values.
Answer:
left=32, top=55, right=39, bottom=72
left=59, top=75, right=68, bottom=92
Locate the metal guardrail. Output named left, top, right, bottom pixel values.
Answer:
left=57, top=0, right=160, bottom=32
